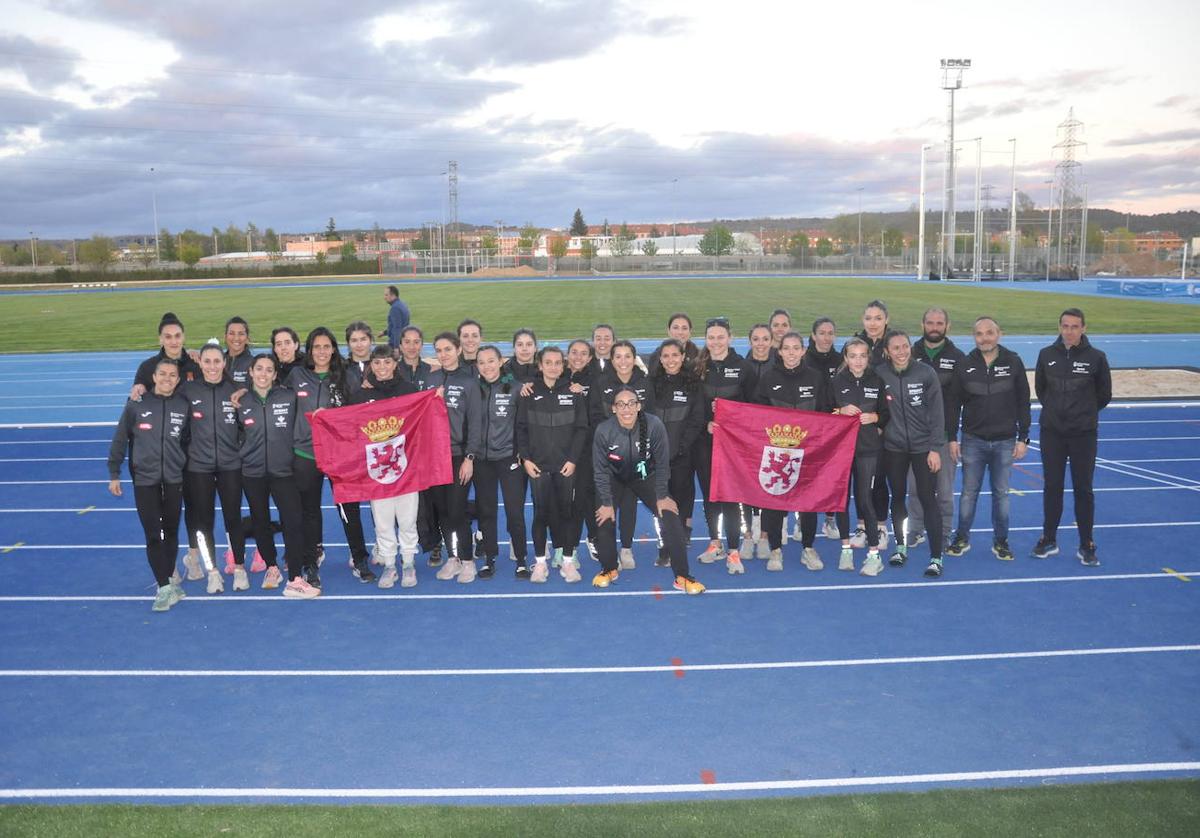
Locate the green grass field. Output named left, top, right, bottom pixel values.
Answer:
left=2, top=275, right=1198, bottom=353
left=1, top=780, right=1197, bottom=836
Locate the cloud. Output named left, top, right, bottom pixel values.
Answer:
left=1111, top=128, right=1200, bottom=147
left=0, top=35, right=82, bottom=90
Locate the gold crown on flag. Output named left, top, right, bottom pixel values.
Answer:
left=765, top=423, right=807, bottom=448
left=362, top=416, right=404, bottom=442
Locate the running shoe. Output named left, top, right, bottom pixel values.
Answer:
left=351, top=556, right=377, bottom=583
left=169, top=569, right=182, bottom=587
left=923, top=559, right=943, bottom=578
left=552, top=547, right=564, bottom=569
left=860, top=552, right=884, bottom=577
left=992, top=540, right=1014, bottom=561
left=474, top=530, right=485, bottom=559
left=1031, top=537, right=1059, bottom=559
left=1077, top=542, right=1100, bottom=567
left=791, top=516, right=803, bottom=540
left=655, top=547, right=670, bottom=567
left=945, top=535, right=971, bottom=557
left=206, top=569, right=224, bottom=595
left=888, top=547, right=907, bottom=567
left=801, top=547, right=824, bottom=571
left=457, top=560, right=477, bottom=584
left=673, top=575, right=706, bottom=595
left=427, top=544, right=443, bottom=568
left=435, top=557, right=462, bottom=581
left=619, top=548, right=636, bottom=570
left=315, top=547, right=325, bottom=567
left=479, top=558, right=496, bottom=579
left=586, top=538, right=599, bottom=562
left=371, top=546, right=385, bottom=567
left=726, top=550, right=745, bottom=575
left=283, top=578, right=320, bottom=599
left=697, top=543, right=725, bottom=564
left=838, top=547, right=855, bottom=572
left=183, top=552, right=204, bottom=581
left=167, top=583, right=186, bottom=606
left=766, top=548, right=783, bottom=572
left=223, top=549, right=236, bottom=575
left=560, top=560, right=582, bottom=583
left=233, top=566, right=250, bottom=591
left=754, top=536, right=771, bottom=560
left=750, top=513, right=761, bottom=542
left=530, top=562, right=549, bottom=583
left=303, top=564, right=321, bottom=589
left=261, top=566, right=283, bottom=589
left=822, top=516, right=839, bottom=540
left=877, top=525, right=889, bottom=551
left=906, top=531, right=926, bottom=548
left=849, top=527, right=868, bottom=549
left=401, top=565, right=417, bottom=587
left=378, top=566, right=398, bottom=589
left=515, top=561, right=531, bottom=580
left=250, top=550, right=267, bottom=573
left=592, top=569, right=619, bottom=588
left=152, top=585, right=173, bottom=612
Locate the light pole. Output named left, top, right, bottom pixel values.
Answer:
left=150, top=166, right=160, bottom=263
left=671, top=178, right=679, bottom=270
left=1045, top=179, right=1054, bottom=282
left=29, top=231, right=37, bottom=269
left=917, top=144, right=930, bottom=280
left=856, top=187, right=863, bottom=264
left=1007, top=139, right=1017, bottom=282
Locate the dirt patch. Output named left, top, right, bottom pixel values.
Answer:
left=1026, top=368, right=1200, bottom=399
left=468, top=266, right=544, bottom=279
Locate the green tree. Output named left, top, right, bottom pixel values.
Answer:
left=1107, top=227, right=1135, bottom=254
left=316, top=250, right=328, bottom=268
left=579, top=239, right=598, bottom=262
left=479, top=232, right=497, bottom=252
left=816, top=237, right=833, bottom=257
left=246, top=222, right=260, bottom=251
left=698, top=225, right=734, bottom=256
left=159, top=228, right=177, bottom=262
left=640, top=239, right=659, bottom=256
left=411, top=231, right=430, bottom=251
left=220, top=223, right=245, bottom=254
left=610, top=223, right=635, bottom=257
left=518, top=224, right=540, bottom=251
left=882, top=227, right=905, bottom=256
left=1085, top=223, right=1104, bottom=254
left=649, top=224, right=662, bottom=238
left=179, top=243, right=202, bottom=267
left=79, top=235, right=117, bottom=271
left=179, top=228, right=209, bottom=256
left=263, top=228, right=280, bottom=256
left=340, top=241, right=358, bottom=261
left=601, top=218, right=611, bottom=236
left=549, top=237, right=568, bottom=259
left=325, top=217, right=338, bottom=241
left=787, top=231, right=810, bottom=260
left=569, top=209, right=588, bottom=236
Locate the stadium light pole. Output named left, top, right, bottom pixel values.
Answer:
left=29, top=231, right=37, bottom=269
left=1045, top=179, right=1054, bottom=282
left=1008, top=139, right=1017, bottom=282
left=917, top=144, right=930, bottom=280
left=940, top=59, right=969, bottom=279
left=150, top=166, right=161, bottom=263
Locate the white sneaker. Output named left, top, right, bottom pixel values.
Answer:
left=184, top=552, right=204, bottom=581
left=754, top=537, right=770, bottom=560
left=791, top=516, right=803, bottom=540
left=530, top=561, right=549, bottom=583
left=849, top=527, right=868, bottom=549
left=206, top=569, right=224, bottom=594
left=457, top=560, right=477, bottom=584
left=860, top=552, right=884, bottom=577
left=750, top=513, right=762, bottom=542
left=697, top=543, right=725, bottom=563
left=169, top=569, right=183, bottom=587
left=586, top=538, right=598, bottom=562
left=619, top=548, right=636, bottom=570
left=401, top=565, right=417, bottom=588
left=801, top=547, right=824, bottom=571
left=378, top=566, right=399, bottom=588
left=766, top=548, right=783, bottom=572
left=561, top=560, right=582, bottom=583
left=232, top=567, right=250, bottom=591
left=822, top=517, right=839, bottom=540
left=436, top=557, right=462, bottom=581
left=838, top=547, right=854, bottom=572
left=876, top=526, right=889, bottom=551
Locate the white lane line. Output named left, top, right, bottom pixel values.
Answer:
left=1094, top=436, right=1200, bottom=441
left=2, top=644, right=1197, bottom=678
left=0, top=457, right=107, bottom=463
left=0, top=422, right=117, bottom=429
left=1, top=570, right=1196, bottom=603
left=2, top=761, right=1199, bottom=799
left=0, top=439, right=112, bottom=445
left=1097, top=458, right=1200, bottom=488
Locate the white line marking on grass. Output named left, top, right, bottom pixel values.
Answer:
left=2, top=762, right=1199, bottom=799
left=2, top=570, right=1196, bottom=603
left=1, top=645, right=1197, bottom=679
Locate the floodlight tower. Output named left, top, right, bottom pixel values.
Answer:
left=940, top=58, right=970, bottom=277
left=447, top=160, right=459, bottom=246
left=1052, top=108, right=1086, bottom=273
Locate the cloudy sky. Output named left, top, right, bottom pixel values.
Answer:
left=1, top=0, right=1197, bottom=239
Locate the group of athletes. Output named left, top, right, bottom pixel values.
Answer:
left=107, top=288, right=1113, bottom=611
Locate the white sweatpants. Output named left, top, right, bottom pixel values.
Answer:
left=370, top=492, right=419, bottom=566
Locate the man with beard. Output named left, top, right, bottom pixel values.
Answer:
left=906, top=307, right=964, bottom=552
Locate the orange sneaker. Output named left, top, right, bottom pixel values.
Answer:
left=726, top=550, right=745, bottom=575
left=591, top=569, right=620, bottom=588
left=673, top=575, right=706, bottom=595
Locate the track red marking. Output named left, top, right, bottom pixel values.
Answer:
left=652, top=584, right=664, bottom=601
left=671, top=657, right=685, bottom=678
left=1013, top=463, right=1044, bottom=484
left=700, top=770, right=717, bottom=784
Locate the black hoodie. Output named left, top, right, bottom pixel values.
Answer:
left=517, top=377, right=589, bottom=470
left=589, top=365, right=656, bottom=426
left=698, top=346, right=751, bottom=423
left=179, top=378, right=241, bottom=472
left=651, top=370, right=705, bottom=464
left=238, top=387, right=298, bottom=478
left=831, top=366, right=890, bottom=454
left=948, top=345, right=1031, bottom=442
left=108, top=392, right=190, bottom=485
left=1034, top=334, right=1112, bottom=435
left=753, top=360, right=832, bottom=413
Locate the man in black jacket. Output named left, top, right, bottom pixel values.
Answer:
left=944, top=317, right=1031, bottom=561
left=1033, top=308, right=1112, bottom=566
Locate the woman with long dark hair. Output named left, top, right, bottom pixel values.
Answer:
left=648, top=339, right=705, bottom=567
left=475, top=345, right=529, bottom=580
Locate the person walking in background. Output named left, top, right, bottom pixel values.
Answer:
left=383, top=285, right=410, bottom=354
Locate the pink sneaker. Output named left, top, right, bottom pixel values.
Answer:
left=223, top=549, right=235, bottom=575
left=250, top=550, right=267, bottom=573
left=283, top=577, right=320, bottom=599
left=261, top=566, right=283, bottom=590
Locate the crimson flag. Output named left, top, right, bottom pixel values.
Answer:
left=710, top=398, right=858, bottom=512
left=309, top=389, right=452, bottom=504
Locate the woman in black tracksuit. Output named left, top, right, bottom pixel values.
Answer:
left=649, top=339, right=705, bottom=567
left=591, top=385, right=704, bottom=595
left=108, top=357, right=190, bottom=612
left=807, top=316, right=843, bottom=541
left=344, top=320, right=374, bottom=396
left=742, top=322, right=776, bottom=559
left=856, top=300, right=892, bottom=548
left=694, top=317, right=752, bottom=572
left=271, top=326, right=306, bottom=382
left=876, top=329, right=945, bottom=578
left=237, top=354, right=316, bottom=598
left=286, top=327, right=356, bottom=588
left=398, top=325, right=441, bottom=565
left=589, top=340, right=656, bottom=569
left=475, top=345, right=529, bottom=579
left=179, top=343, right=245, bottom=594
left=831, top=337, right=888, bottom=576
left=501, top=328, right=539, bottom=384
left=567, top=339, right=599, bottom=558
left=645, top=312, right=700, bottom=376
left=753, top=331, right=833, bottom=572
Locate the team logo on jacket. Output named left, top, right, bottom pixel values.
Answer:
left=759, top=423, right=808, bottom=495
left=362, top=416, right=408, bottom=484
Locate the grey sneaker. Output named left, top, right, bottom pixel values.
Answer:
left=766, top=548, right=783, bottom=572
left=860, top=552, right=884, bottom=577
left=457, top=560, right=477, bottom=584
left=754, top=537, right=771, bottom=559
left=1031, top=537, right=1059, bottom=559
left=697, top=543, right=725, bottom=564
left=838, top=547, right=854, bottom=572
left=378, top=566, right=398, bottom=588
left=849, top=527, right=867, bottom=548
left=152, top=585, right=173, bottom=612
left=167, top=583, right=187, bottom=606
left=232, top=567, right=250, bottom=591
left=1077, top=542, right=1100, bottom=567
left=552, top=547, right=564, bottom=569
left=401, top=565, right=417, bottom=588
left=822, top=517, right=839, bottom=540
left=435, top=557, right=462, bottom=581
left=801, top=547, right=824, bottom=571
left=619, top=548, right=636, bottom=570
left=906, top=531, right=926, bottom=548
left=169, top=569, right=183, bottom=587
left=206, top=570, right=224, bottom=595
left=183, top=552, right=204, bottom=581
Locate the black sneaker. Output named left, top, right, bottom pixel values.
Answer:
left=888, top=549, right=907, bottom=567
left=427, top=544, right=443, bottom=568
left=1031, top=537, right=1059, bottom=559
left=992, top=540, right=1014, bottom=561
left=478, top=558, right=496, bottom=579
left=1077, top=542, right=1100, bottom=567
left=655, top=546, right=670, bottom=568
left=474, top=530, right=485, bottom=559
left=350, top=556, right=376, bottom=583
left=923, top=559, right=943, bottom=578
left=303, top=563, right=322, bottom=589
left=514, top=561, right=530, bottom=580
left=945, top=535, right=971, bottom=557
